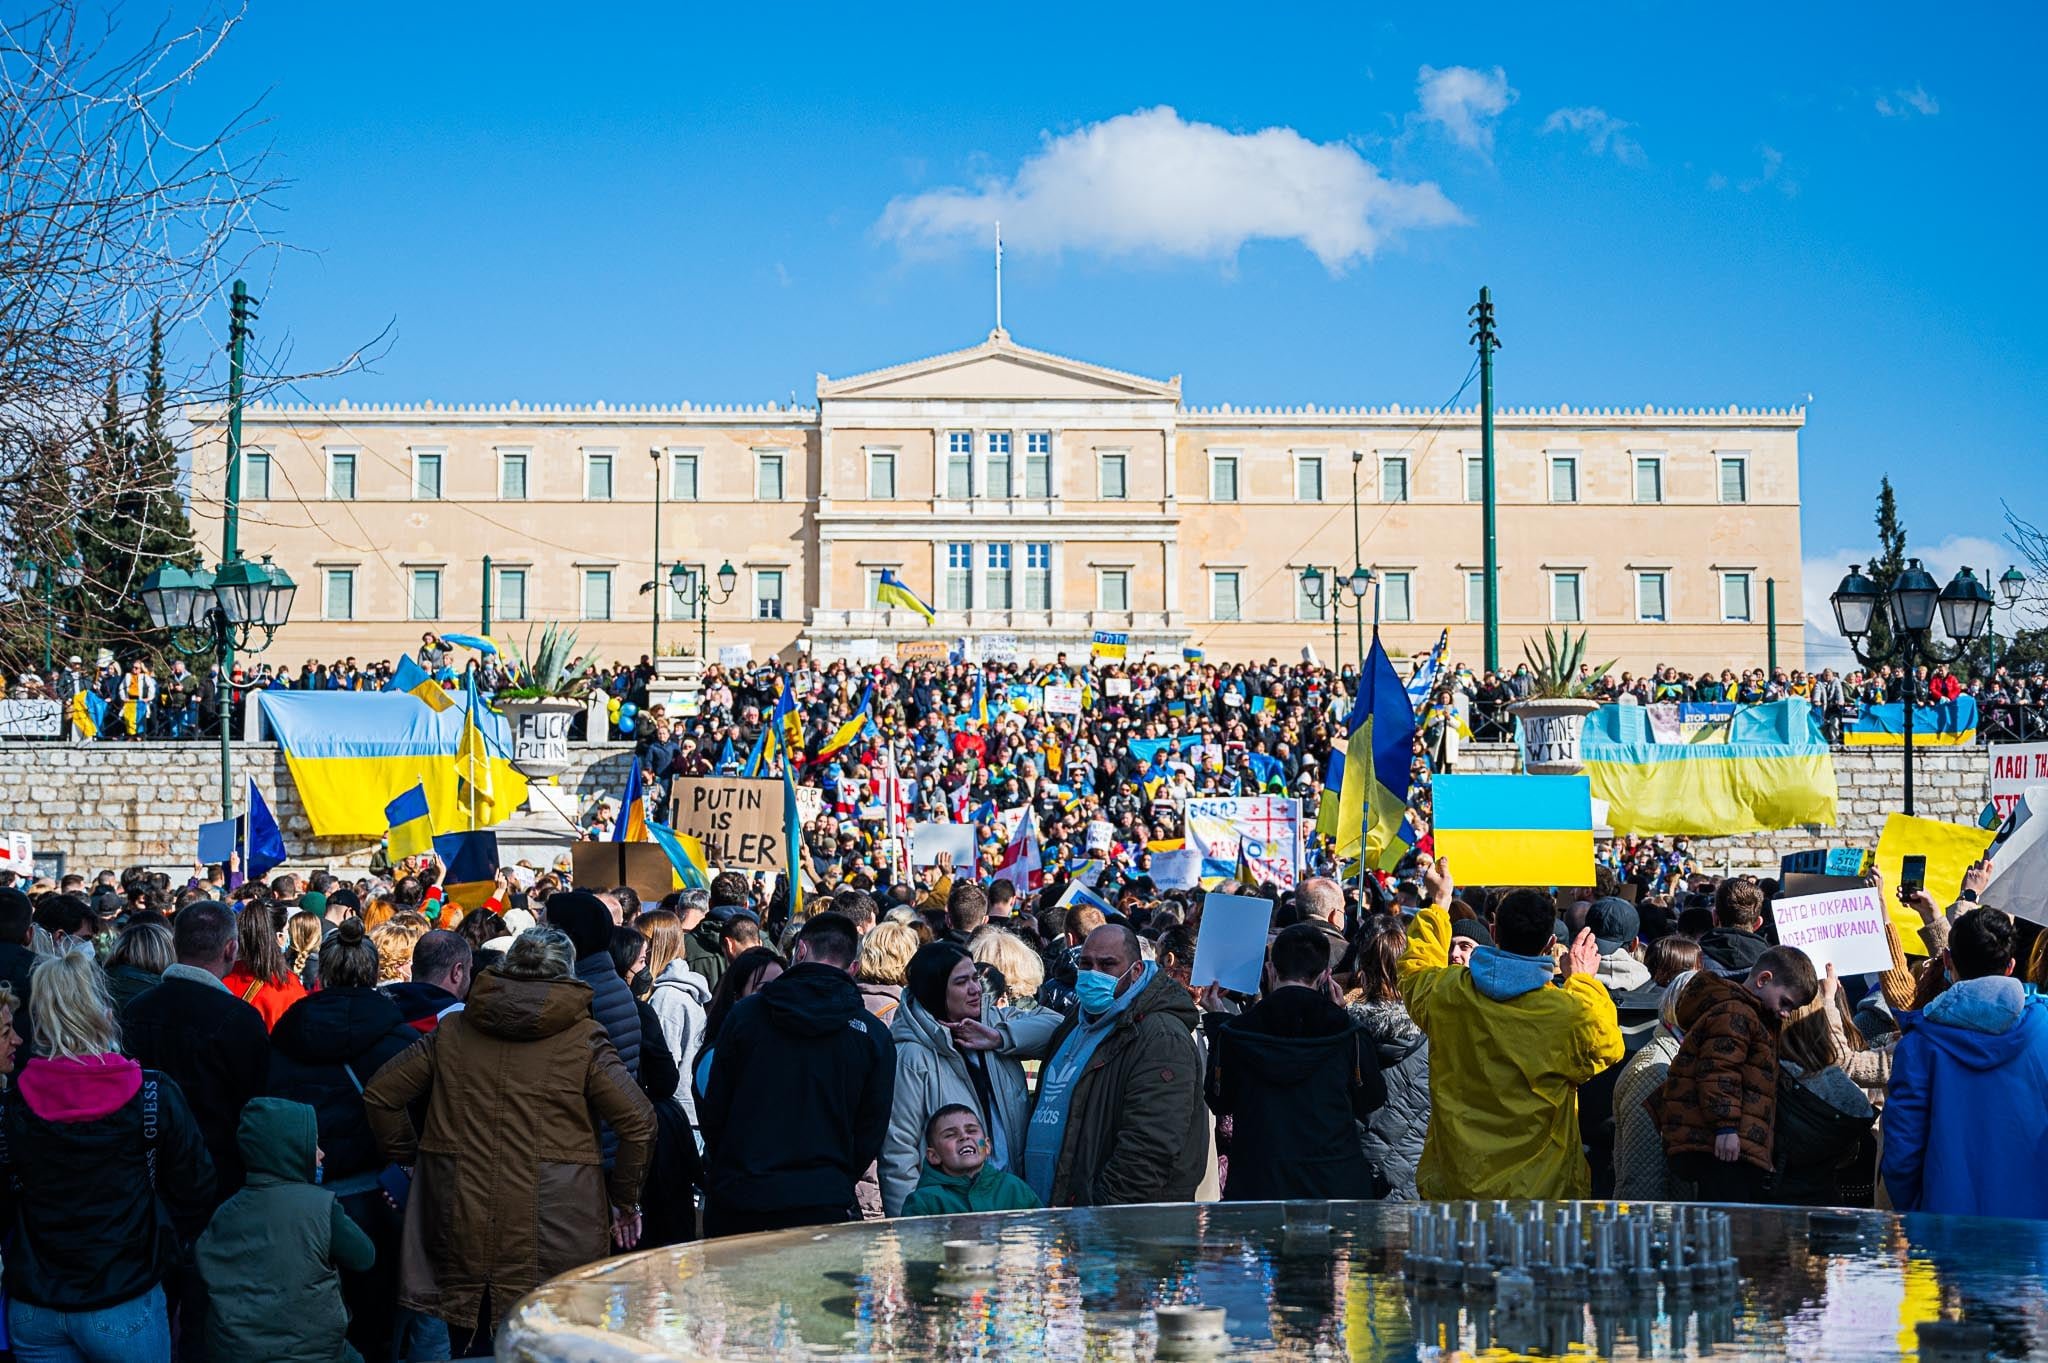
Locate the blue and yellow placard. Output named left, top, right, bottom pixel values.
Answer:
left=1432, top=774, right=1595, bottom=887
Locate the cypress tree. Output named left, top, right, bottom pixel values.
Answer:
left=1866, top=476, right=1909, bottom=664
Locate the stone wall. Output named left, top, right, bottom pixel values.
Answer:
left=0, top=740, right=1993, bottom=878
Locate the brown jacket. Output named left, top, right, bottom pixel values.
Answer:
left=1654, top=972, right=1780, bottom=1171
left=363, top=969, right=656, bottom=1333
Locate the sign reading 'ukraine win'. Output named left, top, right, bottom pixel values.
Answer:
left=1431, top=774, right=1596, bottom=888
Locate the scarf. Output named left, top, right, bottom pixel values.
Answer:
left=1020, top=961, right=1156, bottom=1202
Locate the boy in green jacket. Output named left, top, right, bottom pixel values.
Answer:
left=900, top=1105, right=1040, bottom=1216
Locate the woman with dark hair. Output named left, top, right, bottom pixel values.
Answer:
left=878, top=940, right=1058, bottom=1215
left=690, top=946, right=784, bottom=1101
left=223, top=901, right=307, bottom=1031
left=1344, top=913, right=1430, bottom=1200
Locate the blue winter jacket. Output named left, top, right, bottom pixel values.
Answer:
left=1882, top=977, right=2048, bottom=1218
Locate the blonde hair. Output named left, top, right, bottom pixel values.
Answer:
left=284, top=913, right=324, bottom=974
left=30, top=953, right=118, bottom=1060
left=856, top=921, right=918, bottom=986
left=369, top=916, right=429, bottom=984
left=638, top=910, right=687, bottom=977
left=970, top=928, right=1044, bottom=1003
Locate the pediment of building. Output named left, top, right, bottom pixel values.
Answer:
left=817, top=330, right=1180, bottom=403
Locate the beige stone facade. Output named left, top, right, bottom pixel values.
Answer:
left=187, top=331, right=1805, bottom=671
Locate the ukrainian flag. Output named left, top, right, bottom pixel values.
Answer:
left=647, top=821, right=712, bottom=891
left=764, top=677, right=803, bottom=765
left=1091, top=630, right=1128, bottom=662
left=386, top=656, right=454, bottom=712
left=1432, top=774, right=1595, bottom=887
left=971, top=671, right=991, bottom=725
left=432, top=829, right=500, bottom=911
left=1182, top=646, right=1204, bottom=664
left=1334, top=635, right=1417, bottom=870
left=875, top=569, right=936, bottom=623
left=814, top=683, right=875, bottom=762
left=384, top=782, right=435, bottom=860
left=614, top=761, right=649, bottom=842
left=453, top=669, right=500, bottom=822
left=1581, top=698, right=1836, bottom=836
left=1844, top=695, right=1978, bottom=747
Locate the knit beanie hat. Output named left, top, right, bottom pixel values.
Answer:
left=545, top=891, right=613, bottom=959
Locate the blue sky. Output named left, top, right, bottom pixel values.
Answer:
left=171, top=2, right=2045, bottom=656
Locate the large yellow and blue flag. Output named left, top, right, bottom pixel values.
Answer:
left=647, top=821, right=712, bottom=891
left=1844, top=695, right=1978, bottom=747
left=384, top=781, right=435, bottom=860
left=614, top=761, right=650, bottom=842
left=1580, top=697, right=1835, bottom=836
left=1432, top=774, right=1595, bottom=887
left=814, top=683, right=875, bottom=762
left=875, top=569, right=936, bottom=623
left=454, top=669, right=499, bottom=822
left=971, top=670, right=991, bottom=725
left=1333, top=634, right=1417, bottom=870
left=386, top=656, right=454, bottom=712
left=764, top=675, right=803, bottom=766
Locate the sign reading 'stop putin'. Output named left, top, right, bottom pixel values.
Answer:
left=669, top=777, right=785, bottom=872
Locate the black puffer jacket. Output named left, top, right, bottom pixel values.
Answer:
left=1348, top=998, right=1430, bottom=1201
left=575, top=953, right=642, bottom=1080
left=267, top=987, right=421, bottom=1179
left=1206, top=987, right=1386, bottom=1201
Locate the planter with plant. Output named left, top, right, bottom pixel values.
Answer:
left=496, top=624, right=592, bottom=777
left=1509, top=628, right=1616, bottom=775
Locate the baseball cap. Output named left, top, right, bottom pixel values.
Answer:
left=1586, top=896, right=1641, bottom=954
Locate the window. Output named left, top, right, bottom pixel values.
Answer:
left=1634, top=455, right=1663, bottom=504
left=867, top=450, right=897, bottom=500
left=322, top=568, right=355, bottom=621
left=1098, top=451, right=1128, bottom=500
left=412, top=450, right=443, bottom=501
left=1210, top=454, right=1240, bottom=502
left=1024, top=433, right=1052, bottom=498
left=584, top=451, right=614, bottom=501
left=1551, top=571, right=1584, bottom=623
left=1296, top=454, right=1324, bottom=502
left=498, top=450, right=528, bottom=500
left=1719, top=455, right=1749, bottom=504
left=668, top=564, right=702, bottom=620
left=864, top=568, right=888, bottom=609
left=1465, top=570, right=1487, bottom=623
left=670, top=450, right=700, bottom=501
left=1636, top=571, right=1668, bottom=622
left=946, top=432, right=973, bottom=499
left=1549, top=455, right=1578, bottom=503
left=986, top=432, right=1011, bottom=499
left=755, top=451, right=785, bottom=501
left=1380, top=571, right=1413, bottom=622
left=1464, top=454, right=1485, bottom=503
left=496, top=567, right=528, bottom=622
left=986, top=542, right=1013, bottom=609
left=1722, top=571, right=1753, bottom=622
left=1023, top=543, right=1052, bottom=609
left=1380, top=455, right=1410, bottom=503
left=944, top=543, right=973, bottom=611
left=327, top=451, right=357, bottom=500
left=754, top=569, right=785, bottom=621
left=1098, top=569, right=1131, bottom=613
left=409, top=568, right=442, bottom=620
left=581, top=569, right=613, bottom=620
left=1212, top=571, right=1243, bottom=621
left=1297, top=573, right=1326, bottom=622
left=242, top=450, right=272, bottom=500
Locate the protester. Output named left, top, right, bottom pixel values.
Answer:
left=547, top=891, right=642, bottom=1082
left=0, top=887, right=42, bottom=1058
left=1772, top=998, right=1877, bottom=1206
left=223, top=901, right=309, bottom=1031
left=1344, top=913, right=1430, bottom=1200
left=1699, top=880, right=1772, bottom=972
left=640, top=911, right=712, bottom=1128
left=690, top=945, right=784, bottom=1100
left=855, top=920, right=917, bottom=1025
left=898, top=1104, right=1041, bottom=1216
left=386, top=930, right=473, bottom=1033
left=1611, top=968, right=1696, bottom=1200
left=103, top=919, right=173, bottom=1014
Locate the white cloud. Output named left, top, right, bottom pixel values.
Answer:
left=1737, top=144, right=1796, bottom=197
left=1415, top=65, right=1515, bottom=154
left=1801, top=536, right=2040, bottom=670
left=1876, top=84, right=1940, bottom=118
left=877, top=107, right=1465, bottom=273
left=1540, top=106, right=1645, bottom=165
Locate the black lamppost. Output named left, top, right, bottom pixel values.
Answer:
left=12, top=552, right=85, bottom=674
left=664, top=560, right=737, bottom=661
left=1831, top=557, right=1992, bottom=815
left=1300, top=563, right=1374, bottom=676
left=1996, top=566, right=2028, bottom=666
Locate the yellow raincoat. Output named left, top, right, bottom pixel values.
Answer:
left=1400, top=904, right=1623, bottom=1201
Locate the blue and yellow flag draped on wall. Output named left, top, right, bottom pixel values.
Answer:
left=259, top=690, right=528, bottom=838
left=1845, top=695, right=1977, bottom=747
left=1580, top=697, right=1835, bottom=836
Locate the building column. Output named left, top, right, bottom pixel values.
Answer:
left=816, top=533, right=833, bottom=612
left=1163, top=539, right=1181, bottom=617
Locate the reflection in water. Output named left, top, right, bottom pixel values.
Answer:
left=497, top=1202, right=2048, bottom=1361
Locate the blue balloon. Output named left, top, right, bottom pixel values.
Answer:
left=619, top=702, right=638, bottom=722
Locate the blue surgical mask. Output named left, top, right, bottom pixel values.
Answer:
left=1074, top=964, right=1128, bottom=1015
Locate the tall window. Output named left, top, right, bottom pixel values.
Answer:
left=670, top=451, right=700, bottom=501
left=1296, top=454, right=1324, bottom=502
left=1549, top=455, right=1578, bottom=504
left=1212, top=571, right=1243, bottom=621
left=323, top=568, right=355, bottom=621
left=755, top=569, right=785, bottom=621
left=756, top=451, right=785, bottom=501
left=944, top=542, right=973, bottom=610
left=868, top=450, right=897, bottom=500
left=1551, top=571, right=1584, bottom=623
left=1722, top=571, right=1753, bottom=622
left=1380, top=571, right=1413, bottom=622
left=986, top=542, right=1013, bottom=608
left=1719, top=455, right=1749, bottom=504
left=412, top=451, right=443, bottom=501
left=946, top=432, right=973, bottom=499
left=1210, top=454, right=1240, bottom=502
left=409, top=568, right=442, bottom=620
left=1465, top=570, right=1486, bottom=622
left=1464, top=454, right=1485, bottom=503
left=243, top=450, right=272, bottom=500
left=327, top=451, right=357, bottom=500
left=1636, top=571, right=1668, bottom=622
left=1023, top=543, right=1052, bottom=609
left=496, top=567, right=528, bottom=621
left=1098, top=569, right=1131, bottom=612
left=1098, top=451, right=1129, bottom=500
left=986, top=432, right=1011, bottom=499
left=1634, top=455, right=1663, bottom=504
left=581, top=569, right=613, bottom=620
left=498, top=450, right=528, bottom=500
left=1297, top=573, right=1325, bottom=621
left=668, top=564, right=702, bottom=620
left=1024, top=433, right=1052, bottom=497
left=584, top=452, right=614, bottom=501
left=865, top=568, right=887, bottom=608
left=1380, top=455, right=1410, bottom=503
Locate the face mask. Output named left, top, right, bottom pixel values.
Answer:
left=1073, top=963, right=1129, bottom=1015
left=631, top=968, right=653, bottom=996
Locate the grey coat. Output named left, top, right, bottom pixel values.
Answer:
left=1348, top=999, right=1429, bottom=1201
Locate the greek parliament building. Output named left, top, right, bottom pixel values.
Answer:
left=187, top=330, right=1805, bottom=670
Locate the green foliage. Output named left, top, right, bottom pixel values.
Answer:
left=495, top=623, right=592, bottom=700
left=1519, top=627, right=1616, bottom=699
left=1866, top=476, right=1909, bottom=663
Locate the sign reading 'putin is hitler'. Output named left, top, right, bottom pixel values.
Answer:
left=668, top=777, right=786, bottom=872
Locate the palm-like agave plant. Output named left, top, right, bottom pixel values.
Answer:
left=498, top=623, right=591, bottom=699
left=1520, top=628, right=1617, bottom=699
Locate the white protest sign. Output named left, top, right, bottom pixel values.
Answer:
left=1150, top=847, right=1201, bottom=890
left=1086, top=819, right=1115, bottom=852
left=847, top=638, right=882, bottom=663
left=1989, top=743, right=2048, bottom=826
left=0, top=832, right=32, bottom=875
left=717, top=644, right=753, bottom=669
left=1043, top=684, right=1083, bottom=716
left=1186, top=795, right=1303, bottom=889
left=1191, top=892, right=1274, bottom=996
left=909, top=821, right=977, bottom=868
left=1771, top=885, right=1892, bottom=976
left=978, top=634, right=1017, bottom=664
left=794, top=784, right=825, bottom=828
left=1105, top=678, right=1132, bottom=698
left=1985, top=784, right=2048, bottom=927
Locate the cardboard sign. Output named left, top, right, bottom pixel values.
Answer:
left=1043, top=685, right=1083, bottom=716
left=1191, top=892, right=1275, bottom=997
left=1771, top=886, right=1893, bottom=977
left=668, top=777, right=786, bottom=871
left=895, top=640, right=947, bottom=663
left=570, top=841, right=675, bottom=902
left=909, top=821, right=977, bottom=868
